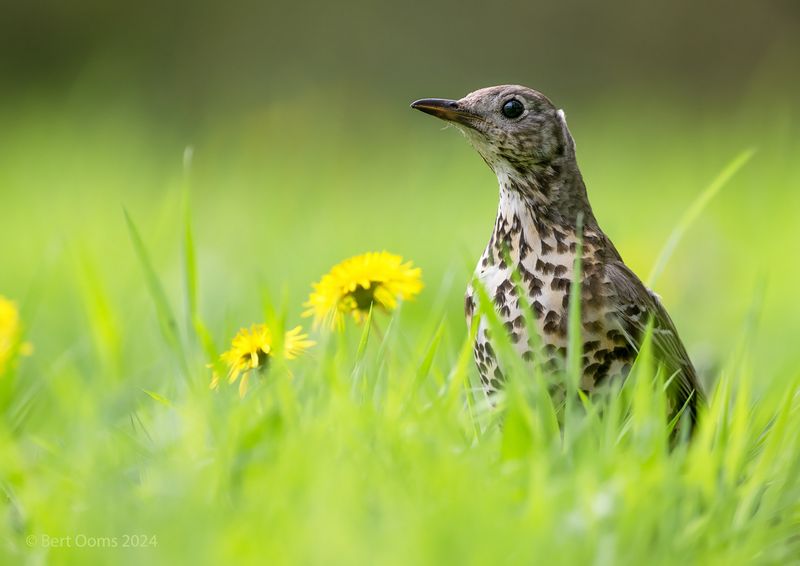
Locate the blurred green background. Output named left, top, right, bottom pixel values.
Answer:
left=2, top=0, right=799, bottom=379
left=2, top=1, right=800, bottom=564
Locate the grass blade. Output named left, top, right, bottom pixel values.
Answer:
left=182, top=157, right=199, bottom=332
left=646, top=148, right=755, bottom=286
left=124, top=208, right=190, bottom=381
left=566, top=213, right=584, bottom=390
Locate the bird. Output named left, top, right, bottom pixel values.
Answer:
left=411, top=85, right=704, bottom=425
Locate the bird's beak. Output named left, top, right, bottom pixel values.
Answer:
left=410, top=98, right=479, bottom=129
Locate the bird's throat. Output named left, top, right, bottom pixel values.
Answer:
left=485, top=183, right=542, bottom=267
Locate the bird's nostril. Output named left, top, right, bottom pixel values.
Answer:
left=448, top=101, right=459, bottom=109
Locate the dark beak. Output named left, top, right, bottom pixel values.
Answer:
left=410, top=98, right=478, bottom=128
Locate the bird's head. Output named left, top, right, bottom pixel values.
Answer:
left=411, top=85, right=576, bottom=184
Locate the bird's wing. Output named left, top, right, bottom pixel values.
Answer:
left=603, top=260, right=704, bottom=417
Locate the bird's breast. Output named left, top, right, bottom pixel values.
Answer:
left=467, top=219, right=633, bottom=393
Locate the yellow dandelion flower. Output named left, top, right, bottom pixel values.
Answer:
left=211, top=324, right=314, bottom=397
left=284, top=325, right=316, bottom=359
left=0, top=295, right=33, bottom=376
left=303, top=251, right=423, bottom=330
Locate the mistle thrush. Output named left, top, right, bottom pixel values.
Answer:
left=412, top=85, right=704, bottom=424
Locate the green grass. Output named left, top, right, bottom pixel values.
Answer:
left=1, top=93, right=800, bottom=564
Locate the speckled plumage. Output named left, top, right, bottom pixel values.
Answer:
left=413, top=85, right=704, bottom=424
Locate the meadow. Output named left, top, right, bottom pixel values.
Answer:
left=1, top=89, right=800, bottom=565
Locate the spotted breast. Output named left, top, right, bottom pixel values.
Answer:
left=465, top=186, right=635, bottom=397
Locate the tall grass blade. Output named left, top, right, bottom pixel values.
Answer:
left=124, top=208, right=190, bottom=380
left=182, top=146, right=199, bottom=332
left=566, top=213, right=584, bottom=390
left=75, top=250, right=122, bottom=376
left=646, top=148, right=755, bottom=286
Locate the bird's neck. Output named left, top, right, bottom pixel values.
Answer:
left=495, top=156, right=596, bottom=226
left=484, top=163, right=598, bottom=268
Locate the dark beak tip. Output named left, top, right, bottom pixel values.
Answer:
left=410, top=97, right=460, bottom=109
left=410, top=98, right=433, bottom=110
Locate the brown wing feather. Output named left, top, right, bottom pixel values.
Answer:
left=604, top=260, right=705, bottom=422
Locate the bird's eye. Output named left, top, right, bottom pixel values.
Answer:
left=501, top=99, right=524, bottom=119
